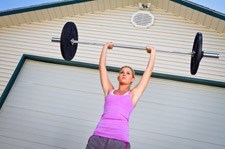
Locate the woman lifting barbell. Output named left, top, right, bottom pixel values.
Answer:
left=85, top=42, right=156, bottom=149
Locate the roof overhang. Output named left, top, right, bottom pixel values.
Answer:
left=0, top=0, right=224, bottom=33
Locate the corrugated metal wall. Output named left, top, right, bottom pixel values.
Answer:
left=1, top=0, right=224, bottom=34
left=0, top=4, right=225, bottom=96
left=0, top=59, right=224, bottom=149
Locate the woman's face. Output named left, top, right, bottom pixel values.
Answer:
left=118, top=67, right=135, bottom=85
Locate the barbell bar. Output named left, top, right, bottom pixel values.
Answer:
left=52, top=37, right=219, bottom=58
left=51, top=22, right=220, bottom=75
left=52, top=37, right=193, bottom=55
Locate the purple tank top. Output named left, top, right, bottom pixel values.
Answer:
left=93, top=90, right=134, bottom=142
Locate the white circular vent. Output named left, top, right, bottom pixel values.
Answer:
left=131, top=11, right=154, bottom=28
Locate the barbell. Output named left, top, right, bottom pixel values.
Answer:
left=51, top=22, right=219, bottom=75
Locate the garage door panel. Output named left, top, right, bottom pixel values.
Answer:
left=7, top=83, right=104, bottom=112
left=0, top=59, right=225, bottom=149
left=0, top=106, right=96, bottom=132
left=130, top=129, right=225, bottom=149
left=131, top=102, right=225, bottom=145
left=0, top=128, right=85, bottom=149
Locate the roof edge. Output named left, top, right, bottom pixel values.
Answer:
left=0, top=0, right=93, bottom=17
left=1, top=54, right=225, bottom=109
left=0, top=0, right=224, bottom=21
left=171, top=0, right=225, bottom=20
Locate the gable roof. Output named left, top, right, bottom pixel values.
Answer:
left=0, top=0, right=224, bottom=33
left=172, top=0, right=225, bottom=20
left=0, top=0, right=93, bottom=16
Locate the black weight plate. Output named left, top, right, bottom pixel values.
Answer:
left=191, top=32, right=203, bottom=75
left=60, top=22, right=78, bottom=60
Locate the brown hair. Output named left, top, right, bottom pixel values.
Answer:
left=119, top=66, right=135, bottom=78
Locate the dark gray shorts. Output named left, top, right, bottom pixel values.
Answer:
left=85, top=135, right=130, bottom=149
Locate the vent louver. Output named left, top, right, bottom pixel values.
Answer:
left=131, top=11, right=154, bottom=28
left=131, top=3, right=154, bottom=28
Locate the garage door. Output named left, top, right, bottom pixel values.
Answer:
left=0, top=56, right=225, bottom=149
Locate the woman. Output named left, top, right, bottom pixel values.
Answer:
left=86, top=42, right=156, bottom=149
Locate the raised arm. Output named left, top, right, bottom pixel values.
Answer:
left=131, top=47, right=156, bottom=106
left=99, top=42, right=114, bottom=98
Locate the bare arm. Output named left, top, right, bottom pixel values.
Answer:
left=131, top=47, right=156, bottom=106
left=99, top=42, right=114, bottom=98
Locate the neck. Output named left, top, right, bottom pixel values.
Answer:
left=118, top=85, right=130, bottom=91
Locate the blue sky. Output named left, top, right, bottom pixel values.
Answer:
left=190, top=0, right=225, bottom=14
left=0, top=0, right=224, bottom=14
left=0, top=0, right=58, bottom=11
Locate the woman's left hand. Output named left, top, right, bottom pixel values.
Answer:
left=146, top=46, right=155, bottom=53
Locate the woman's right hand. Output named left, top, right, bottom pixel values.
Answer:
left=104, top=42, right=114, bottom=49
left=100, top=42, right=115, bottom=98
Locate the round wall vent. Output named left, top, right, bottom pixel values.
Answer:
left=131, top=11, right=154, bottom=28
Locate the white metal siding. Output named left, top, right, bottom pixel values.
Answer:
left=0, top=0, right=224, bottom=33
left=0, top=59, right=225, bottom=149
left=0, top=5, right=225, bottom=96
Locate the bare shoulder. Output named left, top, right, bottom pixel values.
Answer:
left=130, top=88, right=142, bottom=107
left=104, top=88, right=114, bottom=99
